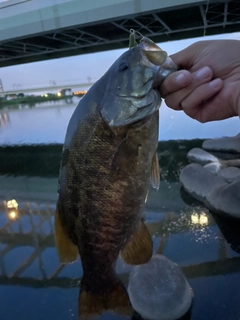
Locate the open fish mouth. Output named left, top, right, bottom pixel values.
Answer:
left=139, top=37, right=168, bottom=66
left=138, top=36, right=177, bottom=84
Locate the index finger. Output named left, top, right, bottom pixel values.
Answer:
left=160, top=70, right=192, bottom=97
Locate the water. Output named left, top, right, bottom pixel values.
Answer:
left=0, top=101, right=240, bottom=320
left=0, top=99, right=239, bottom=145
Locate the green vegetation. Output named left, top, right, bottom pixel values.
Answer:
left=0, top=144, right=62, bottom=177
left=0, top=140, right=205, bottom=179
left=0, top=94, right=75, bottom=108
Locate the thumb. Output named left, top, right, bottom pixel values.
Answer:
left=169, top=48, right=195, bottom=70
left=169, top=41, right=207, bottom=70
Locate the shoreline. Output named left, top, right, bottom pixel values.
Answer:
left=0, top=94, right=84, bottom=108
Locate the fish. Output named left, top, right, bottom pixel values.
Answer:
left=54, top=36, right=177, bottom=318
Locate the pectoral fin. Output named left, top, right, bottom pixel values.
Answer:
left=150, top=152, right=160, bottom=190
left=54, top=206, right=78, bottom=264
left=120, top=219, right=152, bottom=265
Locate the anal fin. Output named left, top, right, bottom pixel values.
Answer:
left=54, top=206, right=78, bottom=264
left=120, top=219, right=152, bottom=265
left=151, top=152, right=160, bottom=190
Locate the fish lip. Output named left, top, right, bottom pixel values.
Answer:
left=117, top=93, right=147, bottom=99
left=116, top=79, right=163, bottom=100
left=161, top=57, right=178, bottom=72
left=138, top=41, right=178, bottom=82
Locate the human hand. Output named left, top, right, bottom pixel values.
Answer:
left=160, top=40, right=240, bottom=122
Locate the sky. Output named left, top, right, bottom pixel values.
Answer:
left=1, top=31, right=240, bottom=91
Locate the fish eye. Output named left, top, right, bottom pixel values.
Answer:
left=119, top=62, right=129, bottom=72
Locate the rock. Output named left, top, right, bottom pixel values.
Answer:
left=203, top=164, right=240, bottom=181
left=187, top=148, right=219, bottom=165
left=180, top=163, right=227, bottom=202
left=128, top=255, right=193, bottom=320
left=204, top=162, right=222, bottom=174
left=217, top=167, right=240, bottom=183
left=202, top=134, right=240, bottom=153
left=205, top=180, right=240, bottom=219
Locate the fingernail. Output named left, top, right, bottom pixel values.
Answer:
left=195, top=66, right=211, bottom=79
left=209, top=78, right=222, bottom=89
left=176, top=72, right=187, bottom=85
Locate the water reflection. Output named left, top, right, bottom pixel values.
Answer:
left=0, top=99, right=78, bottom=146
left=0, top=185, right=240, bottom=319
left=5, top=199, right=19, bottom=220
left=0, top=111, right=10, bottom=129
left=0, top=135, right=240, bottom=319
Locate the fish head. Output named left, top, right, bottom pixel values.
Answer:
left=100, top=37, right=177, bottom=129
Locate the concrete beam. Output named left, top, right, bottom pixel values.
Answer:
left=0, top=0, right=201, bottom=42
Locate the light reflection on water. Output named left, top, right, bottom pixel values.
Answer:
left=0, top=100, right=239, bottom=145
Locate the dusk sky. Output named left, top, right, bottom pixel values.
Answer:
left=1, top=31, right=240, bottom=91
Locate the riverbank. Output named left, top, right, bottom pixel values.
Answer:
left=0, top=94, right=83, bottom=108
left=0, top=139, right=204, bottom=179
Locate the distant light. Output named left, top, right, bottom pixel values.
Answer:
left=7, top=199, right=18, bottom=209
left=73, top=90, right=87, bottom=95
left=57, top=92, right=61, bottom=97
left=9, top=211, right=17, bottom=220
left=44, top=94, right=48, bottom=97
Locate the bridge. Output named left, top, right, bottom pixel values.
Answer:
left=0, top=0, right=240, bottom=67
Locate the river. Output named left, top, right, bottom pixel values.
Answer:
left=0, top=98, right=239, bottom=145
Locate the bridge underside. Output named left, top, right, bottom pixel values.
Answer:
left=0, top=0, right=240, bottom=67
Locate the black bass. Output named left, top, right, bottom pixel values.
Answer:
left=55, top=36, right=177, bottom=317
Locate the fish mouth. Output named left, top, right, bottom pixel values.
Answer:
left=138, top=37, right=177, bottom=85
left=139, top=37, right=168, bottom=66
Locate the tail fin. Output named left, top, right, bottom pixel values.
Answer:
left=79, top=280, right=132, bottom=319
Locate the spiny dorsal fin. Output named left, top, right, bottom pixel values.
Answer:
left=120, top=219, right=152, bottom=265
left=150, top=152, right=160, bottom=190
